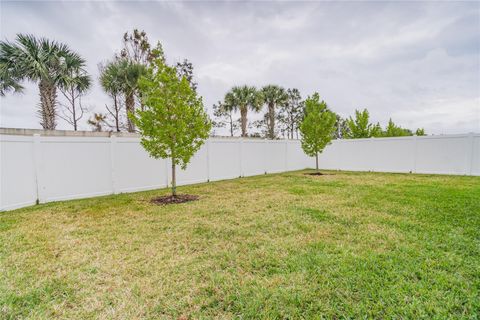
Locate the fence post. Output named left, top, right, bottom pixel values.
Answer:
left=32, top=134, right=44, bottom=204
left=284, top=139, right=288, bottom=171
left=110, top=135, right=118, bottom=194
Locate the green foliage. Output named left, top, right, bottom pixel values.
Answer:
left=300, top=93, right=336, bottom=169
left=0, top=34, right=89, bottom=129
left=261, top=85, right=288, bottom=139
left=384, top=118, right=413, bottom=137
left=212, top=100, right=238, bottom=136
left=0, top=34, right=86, bottom=91
left=415, top=128, right=426, bottom=136
left=277, top=88, right=304, bottom=139
left=224, top=85, right=261, bottom=137
left=100, top=59, right=146, bottom=132
left=133, top=58, right=211, bottom=195
left=344, top=109, right=376, bottom=138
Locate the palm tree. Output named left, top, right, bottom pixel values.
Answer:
left=100, top=62, right=123, bottom=132
left=100, top=59, right=145, bottom=132
left=261, top=85, right=288, bottom=139
left=58, top=55, right=91, bottom=130
left=0, top=34, right=88, bottom=130
left=224, top=85, right=261, bottom=137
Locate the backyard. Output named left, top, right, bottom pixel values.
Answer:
left=1, top=170, right=479, bottom=319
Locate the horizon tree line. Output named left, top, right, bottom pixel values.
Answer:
left=1, top=32, right=426, bottom=138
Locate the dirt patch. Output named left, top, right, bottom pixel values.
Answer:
left=151, top=194, right=199, bottom=205
left=305, top=172, right=330, bottom=176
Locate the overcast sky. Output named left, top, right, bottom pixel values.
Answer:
left=1, top=1, right=479, bottom=134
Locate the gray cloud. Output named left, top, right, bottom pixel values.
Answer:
left=1, top=1, right=479, bottom=134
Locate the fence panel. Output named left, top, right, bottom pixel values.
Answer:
left=113, top=137, right=167, bottom=193
left=38, top=136, right=113, bottom=202
left=241, top=139, right=267, bottom=176
left=472, top=136, right=480, bottom=176
left=209, top=139, right=241, bottom=181
left=1, top=132, right=478, bottom=212
left=0, top=135, right=37, bottom=210
left=415, top=135, right=472, bottom=175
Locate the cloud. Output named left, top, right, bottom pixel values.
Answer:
left=0, top=1, right=478, bottom=134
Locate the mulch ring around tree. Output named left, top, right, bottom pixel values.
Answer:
left=151, top=194, right=199, bottom=205
left=304, top=172, right=332, bottom=176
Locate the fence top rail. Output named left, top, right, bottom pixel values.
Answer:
left=1, top=127, right=478, bottom=140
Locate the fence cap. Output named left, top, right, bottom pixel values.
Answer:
left=0, top=127, right=139, bottom=137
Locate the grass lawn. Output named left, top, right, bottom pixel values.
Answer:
left=1, top=170, right=479, bottom=319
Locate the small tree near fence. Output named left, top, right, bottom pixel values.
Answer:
left=133, top=58, right=211, bottom=198
left=300, top=93, right=336, bottom=172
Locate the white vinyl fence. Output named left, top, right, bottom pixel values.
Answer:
left=1, top=131, right=478, bottom=211
left=0, top=133, right=312, bottom=211
left=317, top=133, right=479, bottom=176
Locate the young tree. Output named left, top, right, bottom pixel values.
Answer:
left=261, top=85, right=288, bottom=139
left=224, top=85, right=261, bottom=137
left=0, top=34, right=89, bottom=129
left=133, top=58, right=211, bottom=197
left=300, top=93, right=336, bottom=172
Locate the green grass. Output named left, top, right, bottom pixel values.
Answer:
left=1, top=170, right=479, bottom=319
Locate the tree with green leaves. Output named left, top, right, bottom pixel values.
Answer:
left=133, top=58, right=211, bottom=197
left=343, top=109, right=382, bottom=139
left=224, top=85, right=261, bottom=137
left=300, top=93, right=337, bottom=172
left=384, top=118, right=413, bottom=137
left=415, top=128, right=426, bottom=136
left=0, top=34, right=89, bottom=129
left=261, top=85, right=288, bottom=139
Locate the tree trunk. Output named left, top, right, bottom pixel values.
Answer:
left=268, top=102, right=275, bottom=139
left=171, top=159, right=177, bottom=197
left=240, top=107, right=248, bottom=137
left=229, top=112, right=234, bottom=137
left=316, top=153, right=319, bottom=171
left=126, top=92, right=135, bottom=132
left=38, top=80, right=57, bottom=130
left=72, top=88, right=78, bottom=131
left=114, top=96, right=120, bottom=132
